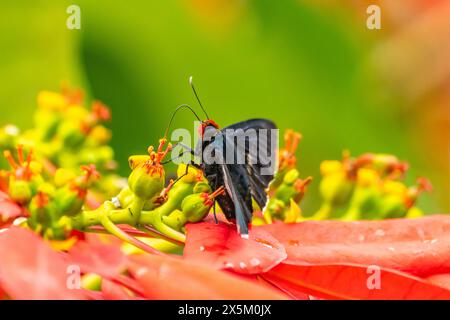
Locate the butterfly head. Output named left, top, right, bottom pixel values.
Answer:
left=199, top=119, right=219, bottom=137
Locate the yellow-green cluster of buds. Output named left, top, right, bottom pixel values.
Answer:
left=163, top=184, right=225, bottom=232
left=253, top=130, right=312, bottom=225
left=312, top=152, right=432, bottom=220
left=0, top=145, right=99, bottom=239
left=70, top=139, right=228, bottom=247
left=0, top=87, right=121, bottom=201
left=260, top=169, right=312, bottom=224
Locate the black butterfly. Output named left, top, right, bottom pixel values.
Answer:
left=165, top=77, right=278, bottom=236
left=197, top=118, right=277, bottom=236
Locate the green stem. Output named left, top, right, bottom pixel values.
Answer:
left=149, top=211, right=186, bottom=243
left=310, top=202, right=333, bottom=220
left=100, top=212, right=163, bottom=255
left=340, top=207, right=360, bottom=221
left=71, top=181, right=195, bottom=246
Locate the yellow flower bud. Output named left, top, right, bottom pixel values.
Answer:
left=320, top=160, right=343, bottom=176
left=54, top=168, right=77, bottom=187
left=37, top=91, right=66, bottom=111
left=357, top=168, right=379, bottom=187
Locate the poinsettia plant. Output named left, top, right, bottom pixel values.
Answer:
left=0, top=86, right=448, bottom=300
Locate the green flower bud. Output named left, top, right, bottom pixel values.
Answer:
left=58, top=121, right=85, bottom=148
left=9, top=179, right=32, bottom=204
left=265, top=198, right=286, bottom=221
left=128, top=163, right=165, bottom=200
left=193, top=181, right=211, bottom=194
left=283, top=169, right=299, bottom=185
left=55, top=165, right=99, bottom=217
left=162, top=209, right=186, bottom=231
left=378, top=194, right=407, bottom=219
left=128, top=140, right=172, bottom=200
left=54, top=168, right=77, bottom=187
left=319, top=172, right=354, bottom=207
left=28, top=192, right=56, bottom=230
left=34, top=109, right=61, bottom=141
left=181, top=193, right=212, bottom=223
left=55, top=187, right=85, bottom=217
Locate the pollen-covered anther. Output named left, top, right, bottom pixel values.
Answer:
left=80, top=164, right=100, bottom=183
left=294, top=176, right=313, bottom=192
left=91, top=100, right=111, bottom=122
left=417, top=177, right=433, bottom=193
left=61, top=82, right=84, bottom=105
left=154, top=179, right=175, bottom=205
left=143, top=139, right=172, bottom=177
left=195, top=170, right=204, bottom=182
left=36, top=191, right=50, bottom=208
left=202, top=186, right=226, bottom=206
left=279, top=129, right=302, bottom=169
left=3, top=145, right=34, bottom=180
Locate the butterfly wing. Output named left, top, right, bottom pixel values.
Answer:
left=223, top=119, right=278, bottom=211
left=203, top=119, right=277, bottom=236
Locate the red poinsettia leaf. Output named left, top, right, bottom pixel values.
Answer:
left=258, top=274, right=311, bottom=300
left=184, top=221, right=287, bottom=274
left=68, top=240, right=128, bottom=278
left=0, top=193, right=23, bottom=224
left=128, top=254, right=289, bottom=300
left=426, top=273, right=450, bottom=290
left=259, top=215, right=450, bottom=276
left=84, top=229, right=124, bottom=247
left=101, top=278, right=133, bottom=300
left=262, top=262, right=450, bottom=300
left=0, top=227, right=87, bottom=299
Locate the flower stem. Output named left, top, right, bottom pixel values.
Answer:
left=100, top=211, right=163, bottom=255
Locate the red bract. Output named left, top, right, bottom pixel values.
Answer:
left=262, top=262, right=450, bottom=300
left=128, top=254, right=289, bottom=300
left=101, top=278, right=134, bottom=300
left=0, top=227, right=87, bottom=299
left=184, top=222, right=287, bottom=274
left=259, top=215, right=450, bottom=276
left=0, top=191, right=23, bottom=225
left=426, top=273, right=450, bottom=290
left=68, top=240, right=128, bottom=278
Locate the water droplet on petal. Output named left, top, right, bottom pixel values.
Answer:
left=250, top=258, right=261, bottom=267
left=255, top=238, right=276, bottom=249
left=288, top=240, right=300, bottom=247
left=375, top=229, right=385, bottom=237
left=416, top=228, right=425, bottom=239
left=224, top=262, right=234, bottom=269
left=199, top=245, right=205, bottom=252
left=358, top=234, right=365, bottom=242
left=239, top=262, right=247, bottom=269
left=135, top=267, right=148, bottom=277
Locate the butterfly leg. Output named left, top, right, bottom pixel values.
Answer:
left=168, top=160, right=202, bottom=189
left=207, top=173, right=219, bottom=224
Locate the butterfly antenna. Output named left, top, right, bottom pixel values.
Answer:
left=163, top=104, right=201, bottom=140
left=189, top=76, right=209, bottom=119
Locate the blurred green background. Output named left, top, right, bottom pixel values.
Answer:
left=0, top=0, right=448, bottom=214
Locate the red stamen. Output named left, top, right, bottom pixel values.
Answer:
left=3, top=150, right=18, bottom=169
left=17, top=144, right=24, bottom=164
left=80, top=164, right=100, bottom=183
left=417, top=177, right=433, bottom=193
left=92, top=100, right=111, bottom=121
left=209, top=186, right=226, bottom=200
left=36, top=192, right=49, bottom=208
left=294, top=176, right=313, bottom=192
